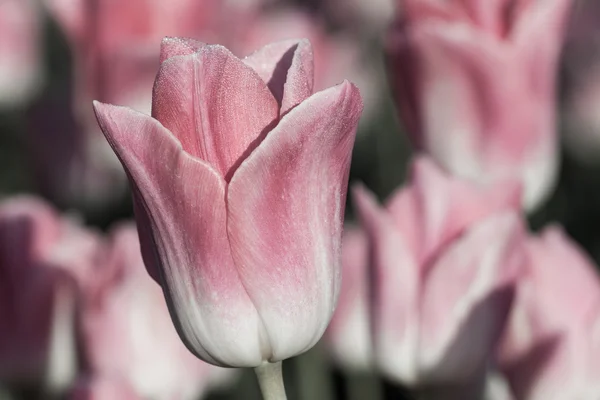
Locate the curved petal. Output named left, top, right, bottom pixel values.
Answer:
left=159, top=37, right=206, bottom=63
left=152, top=45, right=279, bottom=178
left=243, top=39, right=314, bottom=114
left=419, top=212, right=524, bottom=381
left=226, top=81, right=362, bottom=361
left=93, top=102, right=263, bottom=367
left=352, top=184, right=421, bottom=383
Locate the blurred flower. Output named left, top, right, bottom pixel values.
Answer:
left=38, top=0, right=225, bottom=211
left=0, top=196, right=101, bottom=391
left=79, top=224, right=231, bottom=400
left=325, top=225, right=372, bottom=371
left=561, top=0, right=600, bottom=164
left=0, top=0, right=43, bottom=108
left=387, top=0, right=573, bottom=211
left=69, top=376, right=141, bottom=400
left=321, top=0, right=396, bottom=37
left=93, top=38, right=363, bottom=367
left=352, top=157, right=524, bottom=391
left=498, top=226, right=600, bottom=400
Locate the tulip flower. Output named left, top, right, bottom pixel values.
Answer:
left=0, top=0, right=43, bottom=107
left=0, top=196, right=101, bottom=391
left=388, top=0, right=573, bottom=211
left=93, top=37, right=362, bottom=397
left=352, top=157, right=524, bottom=394
left=498, top=226, right=600, bottom=400
left=80, top=224, right=231, bottom=400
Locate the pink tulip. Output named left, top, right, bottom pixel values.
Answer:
left=352, top=157, right=524, bottom=388
left=0, top=196, right=101, bottom=390
left=80, top=224, right=231, bottom=400
left=498, top=226, right=600, bottom=399
left=69, top=376, right=142, bottom=400
left=0, top=0, right=43, bottom=107
left=325, top=225, right=372, bottom=371
left=388, top=0, right=573, bottom=211
left=93, top=38, right=363, bottom=367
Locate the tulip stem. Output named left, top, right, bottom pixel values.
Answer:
left=255, top=362, right=287, bottom=400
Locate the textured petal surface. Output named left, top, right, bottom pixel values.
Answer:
left=159, top=37, right=206, bottom=63
left=226, top=82, right=362, bottom=361
left=419, top=212, right=524, bottom=382
left=94, top=102, right=262, bottom=367
left=152, top=45, right=279, bottom=178
left=243, top=39, right=314, bottom=114
left=352, top=185, right=421, bottom=383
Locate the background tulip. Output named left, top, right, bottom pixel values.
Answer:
left=0, top=197, right=100, bottom=392
left=325, top=225, right=372, bottom=372
left=387, top=0, right=573, bottom=211
left=352, top=157, right=524, bottom=395
left=498, top=226, right=600, bottom=400
left=0, top=0, right=43, bottom=108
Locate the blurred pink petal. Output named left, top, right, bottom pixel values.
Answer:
left=0, top=196, right=101, bottom=390
left=388, top=0, right=573, bottom=211
left=325, top=226, right=372, bottom=371
left=499, top=226, right=600, bottom=399
left=80, top=224, right=233, bottom=400
left=352, top=157, right=525, bottom=388
left=94, top=40, right=363, bottom=367
left=0, top=0, right=43, bottom=107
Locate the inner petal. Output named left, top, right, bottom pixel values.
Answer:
left=152, top=45, right=279, bottom=178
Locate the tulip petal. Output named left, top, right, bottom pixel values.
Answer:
left=159, top=37, right=206, bottom=63
left=226, top=81, right=362, bottom=361
left=243, top=39, right=314, bottom=114
left=93, top=102, right=263, bottom=367
left=352, top=184, right=421, bottom=383
left=419, top=212, right=524, bottom=381
left=152, top=45, right=279, bottom=178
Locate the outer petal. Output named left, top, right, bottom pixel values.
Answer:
left=152, top=45, right=279, bottom=178
left=93, top=102, right=263, bottom=367
left=386, top=157, right=521, bottom=266
left=243, top=39, right=314, bottom=114
left=226, top=81, right=363, bottom=361
left=352, top=185, right=421, bottom=383
left=418, top=212, right=524, bottom=382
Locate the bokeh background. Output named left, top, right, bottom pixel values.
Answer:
left=1, top=0, right=600, bottom=399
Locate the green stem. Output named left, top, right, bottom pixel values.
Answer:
left=254, top=362, right=287, bottom=400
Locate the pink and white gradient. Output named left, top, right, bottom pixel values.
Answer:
left=388, top=0, right=573, bottom=211
left=0, top=196, right=101, bottom=390
left=93, top=38, right=363, bottom=367
left=352, top=157, right=525, bottom=388
left=499, top=226, right=600, bottom=400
